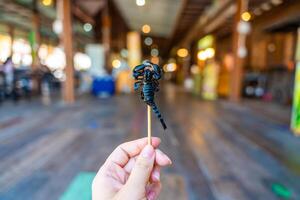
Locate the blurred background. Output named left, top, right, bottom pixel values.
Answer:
left=0, top=0, right=300, bottom=199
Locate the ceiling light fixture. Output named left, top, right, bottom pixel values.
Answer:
left=142, top=24, right=151, bottom=34
left=144, top=37, right=153, bottom=46
left=112, top=59, right=121, bottom=68
left=42, top=0, right=52, bottom=6
left=83, top=23, right=93, bottom=32
left=151, top=48, right=159, bottom=57
left=136, top=0, right=145, bottom=6
left=177, top=48, right=188, bottom=58
left=241, top=11, right=251, bottom=21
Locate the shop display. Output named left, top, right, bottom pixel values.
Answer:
left=291, top=29, right=300, bottom=135
left=291, top=63, right=300, bottom=135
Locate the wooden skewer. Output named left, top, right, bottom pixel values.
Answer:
left=147, top=105, right=152, bottom=145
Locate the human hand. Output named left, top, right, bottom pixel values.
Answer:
left=92, top=137, right=172, bottom=200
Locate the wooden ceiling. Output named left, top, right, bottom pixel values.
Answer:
left=211, top=0, right=288, bottom=39
left=75, top=0, right=105, bottom=17
left=163, top=0, right=212, bottom=56
left=113, top=0, right=183, bottom=37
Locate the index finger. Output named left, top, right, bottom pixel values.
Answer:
left=105, top=137, right=161, bottom=167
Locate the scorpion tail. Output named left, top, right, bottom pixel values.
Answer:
left=160, top=118, right=167, bottom=130
left=151, top=103, right=167, bottom=130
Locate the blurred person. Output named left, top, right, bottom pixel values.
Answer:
left=2, top=57, right=14, bottom=95
left=0, top=70, right=5, bottom=103
left=92, top=137, right=172, bottom=200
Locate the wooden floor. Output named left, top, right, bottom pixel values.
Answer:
left=0, top=84, right=300, bottom=200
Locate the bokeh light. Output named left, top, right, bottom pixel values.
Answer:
left=144, top=37, right=153, bottom=46
left=241, top=12, right=251, bottom=22
left=42, top=0, right=52, bottom=6
left=177, top=48, right=188, bottom=58
left=112, top=59, right=121, bottom=69
left=142, top=24, right=151, bottom=34
left=83, top=23, right=93, bottom=32
left=136, top=0, right=145, bottom=6
left=151, top=48, right=159, bottom=57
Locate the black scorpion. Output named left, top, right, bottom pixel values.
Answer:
left=133, top=61, right=167, bottom=130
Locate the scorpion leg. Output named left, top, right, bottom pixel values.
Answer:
left=133, top=64, right=145, bottom=79
left=153, top=80, right=159, bottom=92
left=140, top=91, right=145, bottom=100
left=134, top=81, right=142, bottom=91
left=152, top=64, right=162, bottom=80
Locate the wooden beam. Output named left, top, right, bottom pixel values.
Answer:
left=181, top=0, right=233, bottom=47
left=165, top=0, right=233, bottom=57
left=32, top=0, right=41, bottom=70
left=72, top=4, right=95, bottom=25
left=102, top=1, right=111, bottom=67
left=58, top=0, right=75, bottom=103
left=229, top=0, right=248, bottom=102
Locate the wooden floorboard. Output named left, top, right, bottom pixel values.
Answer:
left=0, top=86, right=300, bottom=200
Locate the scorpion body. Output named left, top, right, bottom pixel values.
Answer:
left=133, top=61, right=167, bottom=130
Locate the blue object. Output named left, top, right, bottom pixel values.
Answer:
left=91, top=76, right=115, bottom=97
left=60, top=172, right=96, bottom=200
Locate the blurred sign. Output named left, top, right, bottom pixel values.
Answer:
left=291, top=30, right=300, bottom=135
left=198, top=35, right=214, bottom=50
left=296, top=28, right=300, bottom=62
left=127, top=31, right=141, bottom=69
left=86, top=44, right=106, bottom=76
left=202, top=61, right=219, bottom=100
left=291, top=62, right=300, bottom=135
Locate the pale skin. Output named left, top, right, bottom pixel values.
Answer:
left=92, top=137, right=172, bottom=200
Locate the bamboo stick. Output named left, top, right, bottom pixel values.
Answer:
left=147, top=105, right=152, bottom=145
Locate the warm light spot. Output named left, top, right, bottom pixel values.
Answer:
left=142, top=24, right=151, bottom=34
left=136, top=0, right=145, bottom=6
left=206, top=48, right=215, bottom=58
left=197, top=48, right=215, bottom=61
left=74, top=52, right=91, bottom=71
left=112, top=59, right=121, bottom=68
left=42, top=0, right=52, bottom=6
left=151, top=56, right=159, bottom=64
left=197, top=50, right=206, bottom=61
left=163, top=63, right=177, bottom=72
left=241, top=11, right=251, bottom=22
left=177, top=48, right=188, bottom=58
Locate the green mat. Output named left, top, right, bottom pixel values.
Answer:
left=60, top=172, right=96, bottom=200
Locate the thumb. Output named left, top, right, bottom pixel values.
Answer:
left=126, top=145, right=155, bottom=190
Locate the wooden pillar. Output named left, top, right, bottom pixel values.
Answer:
left=32, top=0, right=41, bottom=69
left=8, top=25, right=14, bottom=57
left=230, top=0, right=248, bottom=102
left=32, top=13, right=41, bottom=69
left=102, top=1, right=111, bottom=68
left=58, top=0, right=75, bottom=103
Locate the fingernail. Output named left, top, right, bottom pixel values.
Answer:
left=153, top=170, right=160, bottom=181
left=157, top=149, right=172, bottom=165
left=141, top=145, right=154, bottom=158
left=165, top=155, right=172, bottom=165
left=148, top=191, right=156, bottom=200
